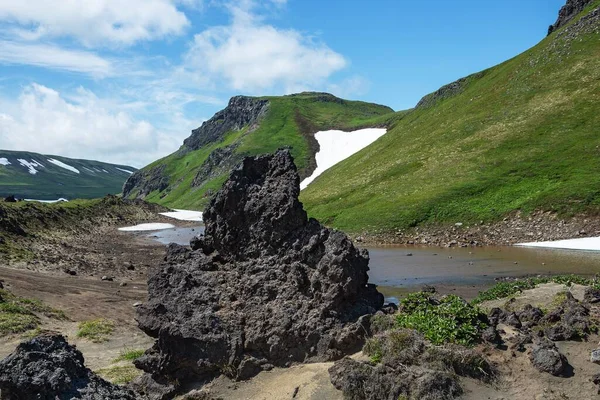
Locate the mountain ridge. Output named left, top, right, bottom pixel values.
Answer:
left=0, top=150, right=136, bottom=200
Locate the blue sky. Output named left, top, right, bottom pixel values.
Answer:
left=0, top=0, right=565, bottom=167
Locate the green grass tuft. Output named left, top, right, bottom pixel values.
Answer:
left=113, top=348, right=145, bottom=363
left=96, top=365, right=141, bottom=385
left=0, top=289, right=66, bottom=336
left=77, top=318, right=115, bottom=343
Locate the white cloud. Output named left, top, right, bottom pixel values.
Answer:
left=184, top=5, right=347, bottom=93
left=0, top=40, right=113, bottom=77
left=0, top=84, right=189, bottom=167
left=0, top=0, right=191, bottom=47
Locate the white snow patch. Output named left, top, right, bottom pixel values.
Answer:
left=25, top=198, right=69, bottom=203
left=516, top=237, right=600, bottom=251
left=160, top=209, right=203, bottom=222
left=83, top=167, right=95, bottom=173
left=17, top=159, right=39, bottom=175
left=116, top=167, right=134, bottom=174
left=300, top=128, right=387, bottom=190
left=47, top=158, right=80, bottom=174
left=30, top=159, right=44, bottom=168
left=0, top=158, right=10, bottom=166
left=118, top=223, right=175, bottom=232
left=102, top=169, right=109, bottom=173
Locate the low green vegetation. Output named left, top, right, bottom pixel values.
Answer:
left=395, top=292, right=486, bottom=346
left=113, top=348, right=145, bottom=363
left=0, top=289, right=66, bottom=336
left=471, top=274, right=600, bottom=304
left=301, top=1, right=600, bottom=233
left=96, top=365, right=141, bottom=385
left=76, top=318, right=115, bottom=343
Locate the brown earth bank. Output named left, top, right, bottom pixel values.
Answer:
left=355, top=210, right=600, bottom=247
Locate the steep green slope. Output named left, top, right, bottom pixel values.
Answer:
left=301, top=1, right=600, bottom=233
left=124, top=92, right=394, bottom=209
left=0, top=150, right=136, bottom=200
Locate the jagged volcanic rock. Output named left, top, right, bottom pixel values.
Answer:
left=134, top=150, right=383, bottom=398
left=0, top=334, right=137, bottom=400
left=548, top=0, right=594, bottom=35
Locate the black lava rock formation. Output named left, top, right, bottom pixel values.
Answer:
left=0, top=334, right=137, bottom=400
left=134, top=150, right=383, bottom=398
left=548, top=0, right=594, bottom=35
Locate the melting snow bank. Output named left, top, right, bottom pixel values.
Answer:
left=118, top=223, right=175, bottom=232
left=47, top=158, right=80, bottom=174
left=159, top=209, right=203, bottom=222
left=25, top=198, right=69, bottom=203
left=300, top=128, right=387, bottom=190
left=515, top=236, right=600, bottom=251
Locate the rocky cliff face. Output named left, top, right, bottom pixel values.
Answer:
left=0, top=334, right=137, bottom=399
left=183, top=96, right=269, bottom=151
left=415, top=71, right=485, bottom=109
left=134, top=150, right=383, bottom=399
left=548, top=0, right=594, bottom=35
left=122, top=96, right=269, bottom=200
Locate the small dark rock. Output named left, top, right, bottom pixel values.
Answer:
left=530, top=338, right=568, bottom=376
left=3, top=195, right=17, bottom=203
left=591, top=349, right=600, bottom=364
left=481, top=326, right=500, bottom=344
left=421, top=284, right=436, bottom=294
left=584, top=287, right=600, bottom=304
left=63, top=269, right=77, bottom=276
left=101, top=276, right=113, bottom=282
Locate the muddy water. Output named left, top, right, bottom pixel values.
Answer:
left=144, top=225, right=600, bottom=301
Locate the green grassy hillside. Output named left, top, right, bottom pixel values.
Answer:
left=300, top=1, right=600, bottom=233
left=133, top=92, right=394, bottom=209
left=0, top=150, right=136, bottom=200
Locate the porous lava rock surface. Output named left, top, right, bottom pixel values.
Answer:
left=134, top=150, right=384, bottom=398
left=0, top=334, right=137, bottom=400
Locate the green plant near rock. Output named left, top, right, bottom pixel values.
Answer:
left=96, top=365, right=141, bottom=385
left=76, top=318, right=115, bottom=343
left=113, top=348, right=145, bottom=363
left=396, top=292, right=486, bottom=346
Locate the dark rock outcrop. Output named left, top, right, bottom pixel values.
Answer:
left=548, top=0, right=594, bottom=35
left=122, top=164, right=170, bottom=199
left=415, top=71, right=485, bottom=109
left=529, top=337, right=568, bottom=376
left=329, top=357, right=462, bottom=400
left=0, top=334, right=137, bottom=400
left=135, top=150, right=383, bottom=398
left=191, top=145, right=243, bottom=188
left=3, top=195, right=16, bottom=203
left=183, top=96, right=269, bottom=151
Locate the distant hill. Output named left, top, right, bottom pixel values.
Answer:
left=122, top=92, right=394, bottom=209
left=0, top=150, right=137, bottom=200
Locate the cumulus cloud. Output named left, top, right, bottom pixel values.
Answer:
left=0, top=84, right=190, bottom=167
left=184, top=5, right=347, bottom=93
left=0, top=0, right=191, bottom=46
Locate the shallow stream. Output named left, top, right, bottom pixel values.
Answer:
left=145, top=225, right=600, bottom=302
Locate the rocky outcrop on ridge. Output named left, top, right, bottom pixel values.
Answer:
left=134, top=150, right=383, bottom=398
left=122, top=96, right=269, bottom=200
left=183, top=96, right=269, bottom=152
left=548, top=0, right=594, bottom=35
left=415, top=71, right=485, bottom=109
left=0, top=334, right=137, bottom=400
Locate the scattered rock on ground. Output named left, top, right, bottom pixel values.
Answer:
left=530, top=337, right=568, bottom=376
left=0, top=334, right=137, bottom=399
